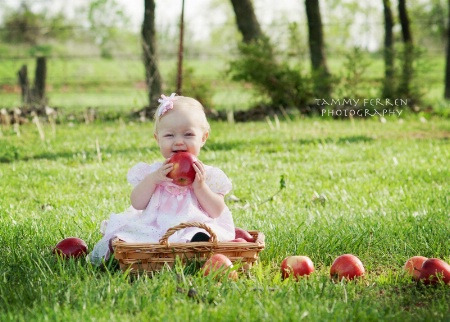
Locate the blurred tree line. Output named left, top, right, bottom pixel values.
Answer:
left=0, top=0, right=449, bottom=115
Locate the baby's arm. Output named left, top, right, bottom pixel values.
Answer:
left=130, top=160, right=173, bottom=210
left=192, top=161, right=226, bottom=218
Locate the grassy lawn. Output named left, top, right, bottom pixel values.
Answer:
left=0, top=57, right=259, bottom=113
left=1, top=116, right=449, bottom=321
left=0, top=54, right=446, bottom=114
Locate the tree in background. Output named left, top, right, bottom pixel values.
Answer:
left=0, top=0, right=447, bottom=114
left=408, top=0, right=447, bottom=51
left=445, top=0, right=450, bottom=99
left=142, top=0, right=162, bottom=109
left=228, top=36, right=312, bottom=109
left=382, top=0, right=395, bottom=98
left=3, top=4, right=42, bottom=45
left=397, top=0, right=414, bottom=100
left=228, top=0, right=312, bottom=110
left=87, top=0, right=130, bottom=58
left=2, top=3, right=74, bottom=52
left=305, top=0, right=331, bottom=98
left=229, top=0, right=263, bottom=43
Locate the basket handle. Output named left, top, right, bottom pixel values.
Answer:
left=159, top=222, right=218, bottom=246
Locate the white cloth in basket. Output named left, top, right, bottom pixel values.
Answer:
left=89, top=162, right=235, bottom=265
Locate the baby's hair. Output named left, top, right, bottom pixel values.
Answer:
left=153, top=95, right=210, bottom=134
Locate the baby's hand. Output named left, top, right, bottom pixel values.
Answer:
left=152, top=159, right=174, bottom=184
left=192, top=160, right=206, bottom=189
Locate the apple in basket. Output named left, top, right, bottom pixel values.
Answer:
left=229, top=238, right=247, bottom=242
left=202, top=254, right=238, bottom=280
left=52, top=237, right=88, bottom=259
left=234, top=227, right=255, bottom=242
left=330, top=254, right=365, bottom=281
left=167, top=152, right=197, bottom=186
left=281, top=256, right=315, bottom=280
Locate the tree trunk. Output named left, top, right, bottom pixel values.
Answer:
left=382, top=0, right=395, bottom=98
left=18, top=65, right=30, bottom=104
left=142, top=0, right=162, bottom=109
left=398, top=0, right=412, bottom=43
left=18, top=58, right=47, bottom=106
left=305, top=0, right=331, bottom=98
left=176, top=0, right=185, bottom=95
left=398, top=0, right=414, bottom=99
left=34, top=56, right=47, bottom=104
left=445, top=0, right=450, bottom=99
left=230, top=0, right=263, bottom=43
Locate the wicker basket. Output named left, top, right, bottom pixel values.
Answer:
left=112, top=222, right=265, bottom=275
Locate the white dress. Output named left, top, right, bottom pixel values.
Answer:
left=89, top=162, right=235, bottom=265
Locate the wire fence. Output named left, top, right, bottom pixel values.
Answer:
left=0, top=52, right=444, bottom=87
left=0, top=20, right=446, bottom=107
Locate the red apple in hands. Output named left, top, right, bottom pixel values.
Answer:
left=281, top=256, right=315, bottom=280
left=167, top=152, right=197, bottom=186
left=202, top=254, right=237, bottom=280
left=52, top=237, right=88, bottom=259
left=330, top=254, right=365, bottom=281
left=404, top=256, right=428, bottom=281
left=234, top=227, right=255, bottom=242
left=418, top=258, right=450, bottom=285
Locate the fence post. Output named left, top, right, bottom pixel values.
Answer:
left=34, top=56, right=47, bottom=104
left=18, top=65, right=30, bottom=104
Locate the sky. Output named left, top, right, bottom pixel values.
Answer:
left=121, top=0, right=381, bottom=50
left=0, top=0, right=304, bottom=28
left=117, top=0, right=304, bottom=32
left=0, top=0, right=381, bottom=50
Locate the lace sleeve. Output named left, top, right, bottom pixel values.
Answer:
left=127, top=162, right=162, bottom=187
left=205, top=166, right=232, bottom=195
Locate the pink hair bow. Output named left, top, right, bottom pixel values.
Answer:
left=157, top=93, right=177, bottom=117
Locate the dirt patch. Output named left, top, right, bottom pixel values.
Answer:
left=1, top=84, right=21, bottom=94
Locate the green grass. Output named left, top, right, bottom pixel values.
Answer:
left=0, top=54, right=446, bottom=114
left=1, top=116, right=449, bottom=321
left=0, top=57, right=261, bottom=113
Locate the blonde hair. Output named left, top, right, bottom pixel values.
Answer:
left=153, top=95, right=210, bottom=134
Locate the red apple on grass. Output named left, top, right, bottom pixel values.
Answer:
left=202, top=254, right=237, bottom=280
left=53, top=237, right=88, bottom=259
left=167, top=152, right=197, bottom=186
left=330, top=254, right=365, bottom=281
left=234, top=227, right=255, bottom=242
left=202, top=254, right=232, bottom=275
left=281, top=256, right=315, bottom=280
left=404, top=256, right=428, bottom=281
left=418, top=258, right=450, bottom=285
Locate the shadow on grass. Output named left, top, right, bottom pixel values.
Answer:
left=297, top=135, right=376, bottom=145
left=0, top=146, right=160, bottom=164
left=1, top=136, right=375, bottom=163
left=206, top=135, right=375, bottom=152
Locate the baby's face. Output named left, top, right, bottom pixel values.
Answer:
left=155, top=107, right=208, bottom=159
